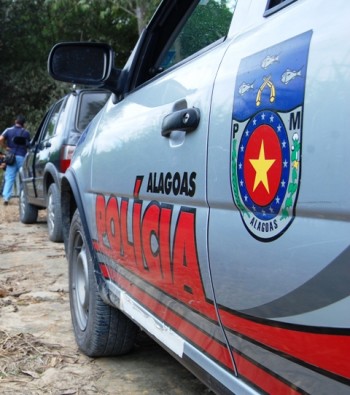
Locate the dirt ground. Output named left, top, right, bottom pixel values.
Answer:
left=0, top=199, right=212, bottom=395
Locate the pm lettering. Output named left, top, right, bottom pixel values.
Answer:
left=289, top=111, right=301, bottom=131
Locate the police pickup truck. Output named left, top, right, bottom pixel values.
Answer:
left=47, top=0, right=350, bottom=393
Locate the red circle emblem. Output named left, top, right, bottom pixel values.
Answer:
left=243, top=125, right=282, bottom=207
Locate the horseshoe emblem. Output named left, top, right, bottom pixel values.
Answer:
left=256, top=75, right=276, bottom=106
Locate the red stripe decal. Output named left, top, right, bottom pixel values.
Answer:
left=234, top=352, right=302, bottom=395
left=101, top=263, right=234, bottom=371
left=220, top=309, right=350, bottom=379
left=101, top=263, right=307, bottom=393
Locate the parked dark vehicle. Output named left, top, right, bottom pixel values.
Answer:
left=19, top=88, right=109, bottom=242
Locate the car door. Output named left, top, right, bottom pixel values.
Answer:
left=33, top=98, right=65, bottom=202
left=85, top=0, right=238, bottom=382
left=21, top=111, right=50, bottom=199
left=207, top=0, right=350, bottom=393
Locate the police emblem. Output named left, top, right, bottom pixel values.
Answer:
left=231, top=31, right=312, bottom=241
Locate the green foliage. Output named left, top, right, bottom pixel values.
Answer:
left=179, top=0, right=233, bottom=60
left=0, top=0, right=230, bottom=136
left=0, top=0, right=159, bottom=135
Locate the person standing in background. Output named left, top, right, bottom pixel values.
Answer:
left=0, top=115, right=30, bottom=205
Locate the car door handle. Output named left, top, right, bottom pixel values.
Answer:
left=161, top=107, right=200, bottom=137
left=39, top=141, right=51, bottom=150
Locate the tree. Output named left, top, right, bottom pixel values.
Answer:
left=0, top=0, right=160, bottom=133
left=115, top=0, right=160, bottom=35
left=178, top=0, right=233, bottom=60
left=0, top=0, right=60, bottom=132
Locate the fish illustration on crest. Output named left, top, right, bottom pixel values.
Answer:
left=239, top=82, right=254, bottom=95
left=261, top=54, right=279, bottom=69
left=281, top=68, right=303, bottom=84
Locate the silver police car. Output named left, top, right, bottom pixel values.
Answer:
left=48, top=0, right=350, bottom=393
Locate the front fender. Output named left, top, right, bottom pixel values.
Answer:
left=18, top=166, right=24, bottom=184
left=43, top=162, right=62, bottom=198
left=61, top=169, right=111, bottom=306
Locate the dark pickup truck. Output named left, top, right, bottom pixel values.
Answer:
left=19, top=88, right=109, bottom=242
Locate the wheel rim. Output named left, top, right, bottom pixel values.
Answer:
left=47, top=191, right=55, bottom=233
left=72, top=232, right=89, bottom=331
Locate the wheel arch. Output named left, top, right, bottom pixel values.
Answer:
left=18, top=167, right=27, bottom=192
left=61, top=173, right=77, bottom=250
left=18, top=166, right=24, bottom=183
left=43, top=163, right=60, bottom=198
left=61, top=170, right=112, bottom=305
left=18, top=166, right=34, bottom=196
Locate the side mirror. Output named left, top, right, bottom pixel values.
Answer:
left=48, top=42, right=120, bottom=93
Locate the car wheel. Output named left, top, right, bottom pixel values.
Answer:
left=68, top=209, right=138, bottom=357
left=47, top=183, right=63, bottom=242
left=19, top=187, right=38, bottom=224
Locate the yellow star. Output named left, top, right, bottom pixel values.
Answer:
left=249, top=141, right=275, bottom=193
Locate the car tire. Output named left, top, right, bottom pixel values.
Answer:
left=68, top=209, right=138, bottom=357
left=47, top=183, right=63, bottom=242
left=19, top=187, right=38, bottom=224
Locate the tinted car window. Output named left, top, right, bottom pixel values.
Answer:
left=54, top=98, right=68, bottom=137
left=42, top=99, right=64, bottom=140
left=159, top=0, right=236, bottom=70
left=265, top=0, right=297, bottom=16
left=77, top=92, right=110, bottom=131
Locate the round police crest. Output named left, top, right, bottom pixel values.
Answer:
left=232, top=110, right=299, bottom=241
